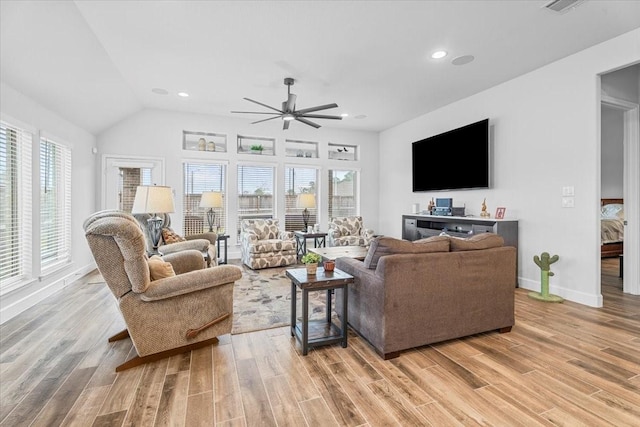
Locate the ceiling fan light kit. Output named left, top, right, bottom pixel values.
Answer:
left=231, top=78, right=342, bottom=130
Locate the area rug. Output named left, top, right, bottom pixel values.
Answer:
left=230, top=260, right=327, bottom=334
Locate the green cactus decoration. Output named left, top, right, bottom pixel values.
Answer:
left=529, top=252, right=563, bottom=302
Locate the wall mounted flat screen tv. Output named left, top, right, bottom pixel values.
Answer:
left=412, top=118, right=490, bottom=192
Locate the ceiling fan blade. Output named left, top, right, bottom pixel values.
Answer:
left=285, top=93, right=297, bottom=112
left=243, top=97, right=284, bottom=113
left=283, top=120, right=291, bottom=130
left=295, top=103, right=338, bottom=114
left=299, top=114, right=343, bottom=120
left=231, top=111, right=281, bottom=115
left=251, top=116, right=281, bottom=125
left=295, top=117, right=321, bottom=129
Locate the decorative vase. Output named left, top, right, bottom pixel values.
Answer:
left=306, top=263, right=318, bottom=275
left=207, top=141, right=215, bottom=152
left=323, top=260, right=335, bottom=272
left=198, top=138, right=206, bottom=151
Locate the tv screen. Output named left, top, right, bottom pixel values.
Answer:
left=412, top=118, right=489, bottom=192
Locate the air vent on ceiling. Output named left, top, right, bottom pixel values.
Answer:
left=543, top=0, right=585, bottom=13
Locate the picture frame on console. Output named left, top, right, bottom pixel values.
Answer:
left=495, top=207, right=506, bottom=219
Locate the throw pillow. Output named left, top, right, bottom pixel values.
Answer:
left=364, top=235, right=450, bottom=269
left=449, top=233, right=504, bottom=251
left=147, top=255, right=176, bottom=281
left=162, top=228, right=186, bottom=244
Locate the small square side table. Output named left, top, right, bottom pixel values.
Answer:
left=286, top=267, right=353, bottom=355
left=294, top=231, right=327, bottom=260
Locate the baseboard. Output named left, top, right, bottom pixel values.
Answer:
left=518, top=277, right=603, bottom=308
left=0, top=262, right=97, bottom=325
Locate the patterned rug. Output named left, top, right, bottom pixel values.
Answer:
left=230, top=260, right=327, bottom=334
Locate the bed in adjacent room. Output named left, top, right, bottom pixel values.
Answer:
left=601, top=198, right=624, bottom=258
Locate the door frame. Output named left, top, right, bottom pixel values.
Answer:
left=601, top=94, right=639, bottom=295
left=101, top=155, right=166, bottom=211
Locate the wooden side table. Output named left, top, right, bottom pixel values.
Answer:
left=294, top=231, right=327, bottom=260
left=286, top=267, right=354, bottom=355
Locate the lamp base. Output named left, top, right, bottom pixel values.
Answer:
left=147, top=216, right=163, bottom=254
left=206, top=209, right=216, bottom=233
left=302, top=208, right=310, bottom=232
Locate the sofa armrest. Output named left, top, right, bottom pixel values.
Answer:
left=160, top=238, right=210, bottom=255
left=162, top=250, right=205, bottom=275
left=241, top=231, right=259, bottom=244
left=140, top=265, right=242, bottom=301
left=328, top=229, right=342, bottom=239
left=278, top=230, right=295, bottom=241
left=186, top=232, right=217, bottom=245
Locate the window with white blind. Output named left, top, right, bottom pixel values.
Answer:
left=0, top=121, right=32, bottom=291
left=284, top=166, right=318, bottom=231
left=40, top=137, right=71, bottom=274
left=183, top=162, right=227, bottom=236
left=328, top=169, right=358, bottom=219
left=237, top=164, right=275, bottom=241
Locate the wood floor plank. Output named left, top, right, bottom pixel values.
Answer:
left=121, top=359, right=168, bottom=427
left=188, top=346, right=213, bottom=396
left=262, top=374, right=307, bottom=427
left=59, top=385, right=111, bottom=427
left=298, top=397, right=340, bottom=427
left=212, top=343, right=244, bottom=423
left=235, top=358, right=277, bottom=427
left=185, top=391, right=214, bottom=427
left=267, top=334, right=320, bottom=402
left=154, top=371, right=190, bottom=427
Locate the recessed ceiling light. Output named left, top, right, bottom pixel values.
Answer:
left=340, top=113, right=349, bottom=118
left=177, top=92, right=189, bottom=97
left=151, top=88, right=168, bottom=95
left=431, top=50, right=447, bottom=59
left=452, top=55, right=475, bottom=66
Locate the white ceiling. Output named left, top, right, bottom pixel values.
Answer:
left=1, top=1, right=639, bottom=135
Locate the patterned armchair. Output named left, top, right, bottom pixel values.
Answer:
left=328, top=216, right=375, bottom=247
left=240, top=219, right=297, bottom=269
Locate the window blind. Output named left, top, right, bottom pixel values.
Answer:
left=40, top=137, right=71, bottom=274
left=284, top=167, right=318, bottom=231
left=328, top=169, right=358, bottom=218
left=237, top=164, right=275, bottom=240
left=0, top=121, right=32, bottom=291
left=183, top=162, right=227, bottom=235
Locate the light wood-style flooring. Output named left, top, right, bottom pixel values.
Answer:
left=1, top=259, right=638, bottom=426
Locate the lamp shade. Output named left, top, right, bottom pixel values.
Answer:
left=131, top=185, right=175, bottom=214
left=199, top=191, right=223, bottom=208
left=297, top=193, right=316, bottom=209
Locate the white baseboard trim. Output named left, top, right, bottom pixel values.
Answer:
left=0, top=262, right=97, bottom=325
left=518, top=277, right=603, bottom=308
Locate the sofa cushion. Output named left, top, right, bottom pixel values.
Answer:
left=450, top=233, right=504, bottom=251
left=364, top=235, right=450, bottom=269
left=147, top=255, right=176, bottom=281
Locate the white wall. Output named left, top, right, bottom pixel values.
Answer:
left=0, top=82, right=98, bottom=323
left=378, top=28, right=640, bottom=307
left=96, top=109, right=379, bottom=258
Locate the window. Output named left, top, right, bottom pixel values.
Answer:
left=0, top=122, right=32, bottom=290
left=119, top=167, right=152, bottom=212
left=328, top=169, right=358, bottom=218
left=183, top=162, right=227, bottom=235
left=40, top=137, right=71, bottom=274
left=284, top=166, right=318, bottom=231
left=237, top=164, right=275, bottom=241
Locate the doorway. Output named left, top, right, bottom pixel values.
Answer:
left=599, top=70, right=639, bottom=295
left=102, top=155, right=165, bottom=211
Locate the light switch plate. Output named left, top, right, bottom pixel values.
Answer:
left=562, top=186, right=575, bottom=196
left=562, top=197, right=575, bottom=208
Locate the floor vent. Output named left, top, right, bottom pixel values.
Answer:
left=543, top=0, right=585, bottom=13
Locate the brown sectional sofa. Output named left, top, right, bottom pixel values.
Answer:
left=335, top=233, right=516, bottom=359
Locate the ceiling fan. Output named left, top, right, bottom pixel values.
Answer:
left=231, top=77, right=342, bottom=130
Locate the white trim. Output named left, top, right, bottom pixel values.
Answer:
left=518, top=277, right=603, bottom=307
left=101, top=154, right=165, bottom=210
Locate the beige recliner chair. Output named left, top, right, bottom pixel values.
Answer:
left=84, top=210, right=241, bottom=372
left=134, top=213, right=218, bottom=266
left=240, top=218, right=296, bottom=269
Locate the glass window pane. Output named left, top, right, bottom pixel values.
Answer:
left=237, top=164, right=275, bottom=241
left=183, top=162, right=227, bottom=235
left=284, top=167, right=318, bottom=231
left=328, top=169, right=358, bottom=218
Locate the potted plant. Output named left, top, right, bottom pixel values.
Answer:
left=250, top=144, right=263, bottom=154
left=301, top=252, right=322, bottom=275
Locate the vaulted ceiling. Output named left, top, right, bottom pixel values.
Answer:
left=1, top=1, right=639, bottom=135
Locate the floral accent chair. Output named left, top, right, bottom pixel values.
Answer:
left=328, top=216, right=375, bottom=247
left=240, top=219, right=297, bottom=269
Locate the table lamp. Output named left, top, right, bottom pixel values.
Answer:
left=131, top=185, right=175, bottom=254
left=298, top=193, right=316, bottom=232
left=199, top=191, right=223, bottom=232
